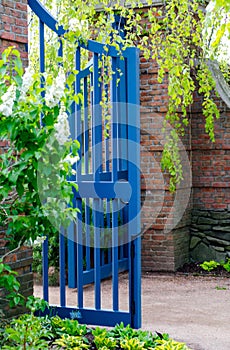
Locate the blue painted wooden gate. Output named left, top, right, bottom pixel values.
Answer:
left=28, top=0, right=141, bottom=328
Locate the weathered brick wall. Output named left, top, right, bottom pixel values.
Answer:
left=190, top=94, right=230, bottom=262
left=0, top=0, right=33, bottom=318
left=140, top=52, right=192, bottom=271
left=0, top=0, right=28, bottom=62
left=0, top=245, right=33, bottom=318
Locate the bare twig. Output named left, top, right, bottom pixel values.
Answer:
left=1, top=237, right=25, bottom=261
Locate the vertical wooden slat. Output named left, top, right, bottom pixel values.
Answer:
left=100, top=199, right=105, bottom=266
left=93, top=52, right=102, bottom=309
left=112, top=199, right=119, bottom=311
left=84, top=76, right=91, bottom=271
left=94, top=201, right=101, bottom=310
left=75, top=47, right=84, bottom=309
left=104, top=65, right=110, bottom=173
left=118, top=200, right=124, bottom=260
left=111, top=57, right=118, bottom=180
left=117, top=58, right=128, bottom=171
left=77, top=200, right=83, bottom=308
left=84, top=77, right=89, bottom=175
left=106, top=200, right=112, bottom=264
left=59, top=228, right=66, bottom=307
left=39, top=18, right=49, bottom=302
left=67, top=48, right=77, bottom=289
left=67, top=222, right=76, bottom=288
left=85, top=198, right=91, bottom=271
left=67, top=47, right=81, bottom=289
left=111, top=57, right=119, bottom=311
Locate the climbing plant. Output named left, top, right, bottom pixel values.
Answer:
left=28, top=0, right=229, bottom=191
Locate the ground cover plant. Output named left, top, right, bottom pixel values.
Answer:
left=178, top=258, right=230, bottom=276
left=0, top=299, right=190, bottom=349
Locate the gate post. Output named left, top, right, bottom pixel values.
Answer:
left=127, top=47, right=141, bottom=328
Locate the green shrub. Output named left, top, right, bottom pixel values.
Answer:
left=222, top=258, right=230, bottom=273
left=200, top=260, right=220, bottom=271
left=200, top=259, right=230, bottom=273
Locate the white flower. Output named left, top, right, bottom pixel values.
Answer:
left=0, top=84, right=16, bottom=117
left=25, top=236, right=46, bottom=247
left=19, top=66, right=34, bottom=101
left=54, top=102, right=70, bottom=145
left=59, top=153, right=79, bottom=175
left=45, top=67, right=66, bottom=108
left=33, top=236, right=47, bottom=246
left=64, top=153, right=80, bottom=165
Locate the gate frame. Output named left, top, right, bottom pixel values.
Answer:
left=28, top=0, right=141, bottom=328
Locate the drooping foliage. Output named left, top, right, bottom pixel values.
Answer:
left=29, top=0, right=229, bottom=190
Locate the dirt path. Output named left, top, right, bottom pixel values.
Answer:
left=34, top=273, right=230, bottom=350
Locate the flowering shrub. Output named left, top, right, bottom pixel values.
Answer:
left=0, top=46, right=79, bottom=250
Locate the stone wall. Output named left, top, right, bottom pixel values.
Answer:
left=0, top=0, right=33, bottom=318
left=190, top=209, right=230, bottom=262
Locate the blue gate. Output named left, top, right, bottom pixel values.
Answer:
left=29, top=0, right=141, bottom=328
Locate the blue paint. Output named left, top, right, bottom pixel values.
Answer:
left=42, top=236, right=49, bottom=302
left=59, top=229, right=66, bottom=307
left=29, top=0, right=141, bottom=329
left=28, top=0, right=64, bottom=35
left=112, top=199, right=119, bottom=311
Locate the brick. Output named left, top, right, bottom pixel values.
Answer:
left=16, top=2, right=27, bottom=11
left=0, top=32, right=15, bottom=41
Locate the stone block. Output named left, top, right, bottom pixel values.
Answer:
left=197, top=217, right=217, bottom=225
left=210, top=211, right=230, bottom=220
left=190, top=236, right=201, bottom=249
left=213, top=246, right=225, bottom=252
left=212, top=226, right=230, bottom=233
left=206, top=235, right=230, bottom=246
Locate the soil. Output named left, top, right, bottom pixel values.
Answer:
left=34, top=270, right=230, bottom=350
left=178, top=262, right=230, bottom=277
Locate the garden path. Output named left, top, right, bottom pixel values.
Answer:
left=34, top=273, right=230, bottom=350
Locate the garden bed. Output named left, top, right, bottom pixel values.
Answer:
left=177, top=261, right=230, bottom=277
left=0, top=312, right=190, bottom=349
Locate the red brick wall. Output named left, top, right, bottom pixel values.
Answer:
left=0, top=0, right=28, bottom=62
left=140, top=54, right=192, bottom=271
left=191, top=97, right=230, bottom=210
left=0, top=246, right=33, bottom=318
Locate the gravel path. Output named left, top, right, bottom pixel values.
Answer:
left=34, top=273, right=230, bottom=350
